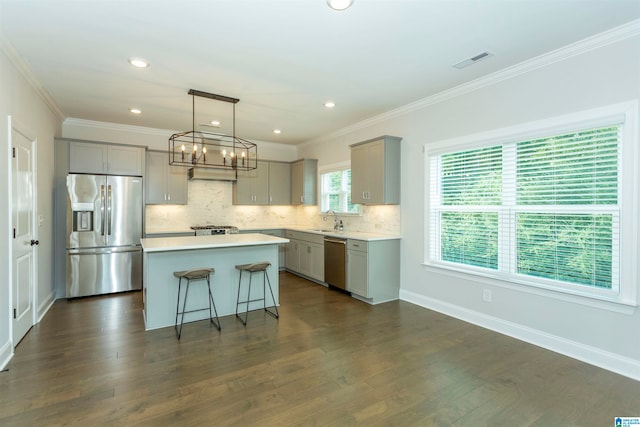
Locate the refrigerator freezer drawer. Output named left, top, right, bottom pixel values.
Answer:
left=66, top=247, right=142, bottom=298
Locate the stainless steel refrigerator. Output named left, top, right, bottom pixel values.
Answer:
left=66, top=174, right=143, bottom=298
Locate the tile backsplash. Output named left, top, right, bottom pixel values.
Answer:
left=145, top=180, right=400, bottom=235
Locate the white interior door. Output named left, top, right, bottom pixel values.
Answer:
left=11, top=125, right=36, bottom=346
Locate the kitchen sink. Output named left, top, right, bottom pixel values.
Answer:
left=310, top=228, right=333, bottom=232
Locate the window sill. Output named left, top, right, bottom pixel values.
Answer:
left=421, top=262, right=637, bottom=315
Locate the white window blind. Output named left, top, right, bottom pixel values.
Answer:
left=429, top=124, right=622, bottom=294
left=320, top=169, right=360, bottom=214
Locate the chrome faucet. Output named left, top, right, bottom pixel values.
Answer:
left=323, top=210, right=343, bottom=231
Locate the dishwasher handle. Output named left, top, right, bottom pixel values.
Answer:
left=324, top=237, right=347, bottom=245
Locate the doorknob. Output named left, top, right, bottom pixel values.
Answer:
left=30, top=239, right=39, bottom=246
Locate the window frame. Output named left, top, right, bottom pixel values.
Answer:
left=319, top=162, right=361, bottom=215
left=424, top=102, right=638, bottom=307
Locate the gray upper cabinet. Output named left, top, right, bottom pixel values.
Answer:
left=350, top=135, right=401, bottom=205
left=291, top=158, right=318, bottom=206
left=145, top=150, right=188, bottom=205
left=233, top=160, right=290, bottom=205
left=268, top=161, right=291, bottom=205
left=69, top=140, right=144, bottom=176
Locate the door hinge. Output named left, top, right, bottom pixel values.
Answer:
left=12, top=147, right=16, bottom=158
left=13, top=309, right=16, bottom=319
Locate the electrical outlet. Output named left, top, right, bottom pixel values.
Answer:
left=363, top=214, right=369, bottom=222
left=161, top=210, right=168, bottom=220
left=482, top=289, right=492, bottom=302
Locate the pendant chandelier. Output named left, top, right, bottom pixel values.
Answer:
left=168, top=89, right=257, bottom=171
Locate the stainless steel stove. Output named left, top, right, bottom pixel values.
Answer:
left=191, top=225, right=239, bottom=236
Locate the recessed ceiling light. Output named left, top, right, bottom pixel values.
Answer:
left=327, top=0, right=354, bottom=11
left=210, top=120, right=220, bottom=126
left=129, top=108, right=142, bottom=114
left=128, top=58, right=149, bottom=68
left=324, top=101, right=336, bottom=108
left=273, top=129, right=282, bottom=134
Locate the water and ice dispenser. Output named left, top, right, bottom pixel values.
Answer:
left=71, top=203, right=95, bottom=232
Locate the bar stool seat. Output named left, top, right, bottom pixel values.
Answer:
left=235, top=262, right=279, bottom=325
left=173, top=267, right=221, bottom=339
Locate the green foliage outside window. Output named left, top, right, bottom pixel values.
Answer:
left=434, top=125, right=619, bottom=290
left=321, top=169, right=360, bottom=214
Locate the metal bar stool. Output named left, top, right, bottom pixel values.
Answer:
left=173, top=267, right=221, bottom=339
left=235, top=262, right=279, bottom=325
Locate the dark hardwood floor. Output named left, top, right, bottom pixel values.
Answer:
left=2, top=272, right=639, bottom=426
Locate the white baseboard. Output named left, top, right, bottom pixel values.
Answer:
left=37, top=289, right=56, bottom=322
left=400, top=289, right=640, bottom=382
left=0, top=339, right=13, bottom=371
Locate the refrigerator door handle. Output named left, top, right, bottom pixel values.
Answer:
left=107, top=185, right=112, bottom=236
left=68, top=247, right=141, bottom=256
left=100, top=184, right=106, bottom=236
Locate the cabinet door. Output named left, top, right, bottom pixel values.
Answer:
left=309, top=242, right=324, bottom=282
left=253, top=161, right=270, bottom=205
left=366, top=140, right=385, bottom=204
left=108, top=145, right=144, bottom=176
left=347, top=250, right=368, bottom=297
left=268, top=162, right=291, bottom=205
left=291, top=161, right=304, bottom=205
left=145, top=151, right=167, bottom=204
left=166, top=164, right=188, bottom=204
left=350, top=144, right=368, bottom=204
left=69, top=141, right=108, bottom=174
left=285, top=240, right=300, bottom=271
left=299, top=242, right=312, bottom=277
left=234, top=168, right=256, bottom=205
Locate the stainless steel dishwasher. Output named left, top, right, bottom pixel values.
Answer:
left=324, top=237, right=347, bottom=291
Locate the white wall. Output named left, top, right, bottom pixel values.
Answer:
left=0, top=44, right=62, bottom=369
left=298, top=30, right=640, bottom=379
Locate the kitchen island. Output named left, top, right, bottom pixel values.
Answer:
left=141, top=233, right=289, bottom=331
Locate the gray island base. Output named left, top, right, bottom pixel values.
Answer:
left=141, top=233, right=289, bottom=331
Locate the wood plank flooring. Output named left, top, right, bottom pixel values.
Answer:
left=2, top=272, right=639, bottom=426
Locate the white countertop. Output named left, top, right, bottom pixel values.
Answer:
left=141, top=233, right=289, bottom=253
left=145, top=228, right=194, bottom=235
left=144, top=226, right=401, bottom=242
left=239, top=225, right=400, bottom=241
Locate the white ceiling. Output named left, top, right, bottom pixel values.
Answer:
left=0, top=0, right=639, bottom=145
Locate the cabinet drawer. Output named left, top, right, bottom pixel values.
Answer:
left=285, top=230, right=302, bottom=240
left=285, top=230, right=324, bottom=245
left=296, top=232, right=325, bottom=245
left=348, top=239, right=368, bottom=252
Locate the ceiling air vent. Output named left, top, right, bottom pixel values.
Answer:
left=453, top=51, right=494, bottom=69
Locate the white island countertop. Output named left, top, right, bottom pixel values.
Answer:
left=141, top=233, right=289, bottom=253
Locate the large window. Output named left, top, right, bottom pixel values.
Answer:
left=320, top=168, right=360, bottom=214
left=427, top=104, right=637, bottom=304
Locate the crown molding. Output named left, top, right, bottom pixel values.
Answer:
left=301, top=19, right=640, bottom=147
left=63, top=117, right=174, bottom=137
left=63, top=117, right=297, bottom=152
left=0, top=30, right=65, bottom=121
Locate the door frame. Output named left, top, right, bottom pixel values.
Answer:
left=8, top=115, right=39, bottom=349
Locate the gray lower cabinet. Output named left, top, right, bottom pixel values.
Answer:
left=350, top=135, right=401, bottom=205
left=285, top=230, right=324, bottom=282
left=69, top=140, right=145, bottom=176
left=145, top=150, right=188, bottom=204
left=347, top=238, right=400, bottom=304
left=291, top=159, right=317, bottom=206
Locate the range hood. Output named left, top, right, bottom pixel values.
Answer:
left=188, top=167, right=237, bottom=181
